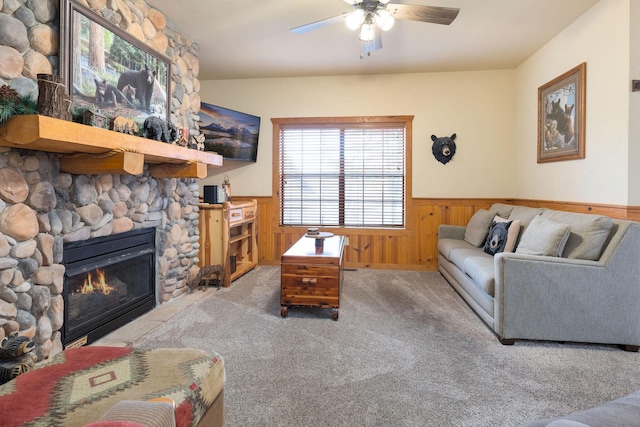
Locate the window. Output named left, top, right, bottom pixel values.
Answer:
left=273, top=116, right=412, bottom=228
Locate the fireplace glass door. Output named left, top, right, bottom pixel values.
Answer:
left=63, top=228, right=156, bottom=346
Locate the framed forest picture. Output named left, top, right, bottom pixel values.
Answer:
left=59, top=0, right=171, bottom=122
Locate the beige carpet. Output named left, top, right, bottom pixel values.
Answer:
left=135, top=266, right=640, bottom=426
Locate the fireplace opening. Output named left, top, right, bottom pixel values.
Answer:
left=63, top=228, right=156, bottom=347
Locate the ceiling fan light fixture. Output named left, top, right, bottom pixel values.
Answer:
left=346, top=9, right=366, bottom=30
left=292, top=1, right=461, bottom=58
left=359, top=20, right=375, bottom=42
left=374, top=9, right=394, bottom=31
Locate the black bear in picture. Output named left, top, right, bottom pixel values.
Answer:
left=117, top=66, right=156, bottom=112
left=431, top=133, right=457, bottom=164
left=94, top=79, right=126, bottom=107
left=121, top=84, right=136, bottom=104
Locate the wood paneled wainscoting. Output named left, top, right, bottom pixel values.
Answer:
left=234, top=196, right=640, bottom=272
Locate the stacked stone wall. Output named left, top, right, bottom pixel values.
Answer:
left=0, top=0, right=203, bottom=360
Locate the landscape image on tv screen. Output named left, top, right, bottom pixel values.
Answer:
left=198, top=102, right=260, bottom=162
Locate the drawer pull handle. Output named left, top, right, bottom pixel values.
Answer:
left=302, top=277, right=317, bottom=284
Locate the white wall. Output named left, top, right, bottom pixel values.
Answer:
left=200, top=70, right=517, bottom=198
left=200, top=0, right=635, bottom=206
left=514, top=0, right=631, bottom=205
left=629, top=0, right=640, bottom=205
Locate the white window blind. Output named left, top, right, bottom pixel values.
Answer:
left=279, top=123, right=406, bottom=227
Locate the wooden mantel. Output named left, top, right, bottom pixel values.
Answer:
left=0, top=115, right=223, bottom=178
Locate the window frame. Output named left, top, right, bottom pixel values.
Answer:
left=271, top=115, right=413, bottom=233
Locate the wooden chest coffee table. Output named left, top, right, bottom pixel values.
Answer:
left=280, top=234, right=345, bottom=320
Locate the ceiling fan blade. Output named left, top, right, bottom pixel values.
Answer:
left=343, top=0, right=360, bottom=4
left=290, top=12, right=349, bottom=34
left=387, top=4, right=460, bottom=25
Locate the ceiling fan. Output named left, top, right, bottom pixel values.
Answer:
left=291, top=0, right=460, bottom=58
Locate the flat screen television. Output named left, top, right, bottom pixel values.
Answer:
left=198, top=102, right=261, bottom=162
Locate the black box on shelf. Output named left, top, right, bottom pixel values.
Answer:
left=203, top=185, right=218, bottom=204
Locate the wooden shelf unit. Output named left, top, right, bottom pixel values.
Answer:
left=0, top=115, right=223, bottom=178
left=199, top=200, right=258, bottom=287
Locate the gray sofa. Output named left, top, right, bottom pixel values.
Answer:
left=437, top=203, right=640, bottom=350
left=521, top=388, right=640, bottom=426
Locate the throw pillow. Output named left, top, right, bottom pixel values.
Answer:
left=464, top=209, right=497, bottom=247
left=515, top=215, right=571, bottom=257
left=483, top=215, right=521, bottom=255
left=540, top=211, right=614, bottom=260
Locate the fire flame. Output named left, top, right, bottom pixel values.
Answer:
left=81, top=269, right=115, bottom=295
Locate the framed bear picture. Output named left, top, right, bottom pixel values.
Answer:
left=537, top=63, right=586, bottom=163
left=59, top=0, right=171, bottom=123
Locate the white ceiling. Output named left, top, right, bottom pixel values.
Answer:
left=144, top=0, right=599, bottom=81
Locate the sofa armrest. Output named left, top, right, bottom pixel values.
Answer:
left=492, top=225, right=640, bottom=345
left=438, top=224, right=466, bottom=240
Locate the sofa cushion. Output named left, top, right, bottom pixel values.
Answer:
left=438, top=238, right=476, bottom=260
left=483, top=216, right=521, bottom=255
left=464, top=209, right=497, bottom=247
left=520, top=388, right=640, bottom=427
left=463, top=255, right=495, bottom=295
left=515, top=215, right=571, bottom=257
left=489, top=203, right=517, bottom=219
left=450, top=247, right=488, bottom=268
left=545, top=422, right=590, bottom=427
left=508, top=206, right=545, bottom=226
left=541, top=210, right=614, bottom=260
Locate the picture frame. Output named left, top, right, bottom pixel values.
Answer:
left=59, top=0, right=171, bottom=123
left=538, top=62, right=586, bottom=163
left=198, top=102, right=261, bottom=162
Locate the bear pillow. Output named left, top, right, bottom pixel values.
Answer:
left=483, top=216, right=521, bottom=256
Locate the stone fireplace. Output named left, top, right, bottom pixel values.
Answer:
left=0, top=0, right=206, bottom=361
left=0, top=149, right=201, bottom=360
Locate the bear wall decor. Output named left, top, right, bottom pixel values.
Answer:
left=110, top=116, right=139, bottom=135
left=431, top=133, right=457, bottom=164
left=143, top=116, right=176, bottom=143
left=116, top=66, right=156, bottom=113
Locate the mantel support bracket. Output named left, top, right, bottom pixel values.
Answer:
left=60, top=151, right=144, bottom=175
left=148, top=162, right=208, bottom=179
